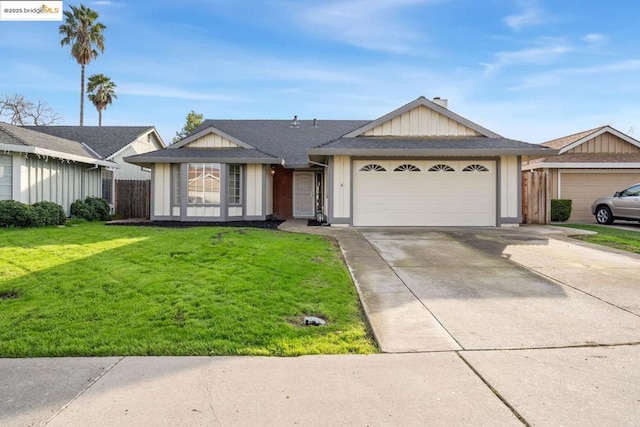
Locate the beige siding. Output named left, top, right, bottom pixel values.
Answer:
left=363, top=106, right=481, bottom=137
left=500, top=156, right=520, bottom=220
left=17, top=156, right=101, bottom=215
left=187, top=206, right=220, bottom=217
left=245, top=164, right=263, bottom=216
left=153, top=164, right=172, bottom=216
left=185, top=133, right=239, bottom=148
left=332, top=155, right=351, bottom=219
left=559, top=170, right=640, bottom=221
left=568, top=133, right=640, bottom=154
left=113, top=133, right=161, bottom=180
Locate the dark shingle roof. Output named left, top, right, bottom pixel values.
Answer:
left=1, top=122, right=102, bottom=159
left=309, top=136, right=557, bottom=156
left=24, top=126, right=157, bottom=158
left=126, top=148, right=277, bottom=165
left=184, top=120, right=370, bottom=166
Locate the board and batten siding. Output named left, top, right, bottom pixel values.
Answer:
left=568, top=134, right=640, bottom=154
left=152, top=163, right=172, bottom=217
left=17, top=156, right=101, bottom=215
left=331, top=155, right=351, bottom=220
left=363, top=106, right=481, bottom=137
left=500, top=156, right=520, bottom=221
left=245, top=164, right=264, bottom=217
left=185, top=134, right=239, bottom=148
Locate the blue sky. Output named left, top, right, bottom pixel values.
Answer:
left=1, top=0, right=639, bottom=144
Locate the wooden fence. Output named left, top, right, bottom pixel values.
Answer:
left=521, top=171, right=550, bottom=224
left=115, top=180, right=150, bottom=219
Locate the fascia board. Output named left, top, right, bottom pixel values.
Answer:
left=0, top=143, right=119, bottom=168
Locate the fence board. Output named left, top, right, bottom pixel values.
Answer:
left=521, top=171, right=550, bottom=224
left=115, top=180, right=150, bottom=219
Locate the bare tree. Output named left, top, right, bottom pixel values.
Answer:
left=0, top=94, right=62, bottom=126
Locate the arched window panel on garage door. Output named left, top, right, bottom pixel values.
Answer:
left=393, top=164, right=421, bottom=172
left=463, top=164, right=490, bottom=172
left=428, top=164, right=455, bottom=172
left=359, top=164, right=387, bottom=172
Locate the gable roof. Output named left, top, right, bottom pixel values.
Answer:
left=342, top=96, right=502, bottom=138
left=24, top=126, right=163, bottom=159
left=0, top=122, right=117, bottom=167
left=541, top=125, right=640, bottom=153
left=173, top=119, right=370, bottom=167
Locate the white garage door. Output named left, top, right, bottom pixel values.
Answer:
left=353, top=160, right=496, bottom=226
left=560, top=171, right=640, bottom=222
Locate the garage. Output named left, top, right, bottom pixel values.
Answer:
left=560, top=171, right=640, bottom=222
left=353, top=159, right=496, bottom=226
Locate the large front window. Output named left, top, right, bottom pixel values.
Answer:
left=188, top=163, right=220, bottom=204
left=0, top=155, right=12, bottom=200
left=228, top=164, right=242, bottom=205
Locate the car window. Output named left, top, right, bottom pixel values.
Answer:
left=619, top=184, right=640, bottom=197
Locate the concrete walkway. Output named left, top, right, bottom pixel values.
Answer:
left=2, top=221, right=640, bottom=426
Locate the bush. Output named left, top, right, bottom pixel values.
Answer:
left=32, top=201, right=67, bottom=226
left=0, top=200, right=67, bottom=227
left=0, top=200, right=34, bottom=227
left=70, top=197, right=111, bottom=221
left=551, top=199, right=572, bottom=222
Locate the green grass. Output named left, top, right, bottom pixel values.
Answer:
left=0, top=223, right=378, bottom=357
left=556, top=224, right=640, bottom=254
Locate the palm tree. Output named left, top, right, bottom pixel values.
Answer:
left=59, top=4, right=106, bottom=126
left=87, top=74, right=117, bottom=126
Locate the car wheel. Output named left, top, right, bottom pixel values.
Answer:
left=595, top=206, right=614, bottom=224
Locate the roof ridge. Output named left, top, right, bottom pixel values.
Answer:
left=541, top=125, right=608, bottom=147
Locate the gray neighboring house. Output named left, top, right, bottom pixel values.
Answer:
left=126, top=96, right=556, bottom=226
left=25, top=126, right=165, bottom=207
left=0, top=122, right=118, bottom=215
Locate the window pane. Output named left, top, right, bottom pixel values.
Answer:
left=188, top=163, right=220, bottom=204
left=228, top=165, right=241, bottom=205
left=101, top=169, right=113, bottom=204
left=0, top=155, right=12, bottom=200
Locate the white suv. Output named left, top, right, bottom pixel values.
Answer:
left=591, top=183, right=640, bottom=224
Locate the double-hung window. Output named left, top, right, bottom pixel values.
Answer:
left=228, top=165, right=242, bottom=205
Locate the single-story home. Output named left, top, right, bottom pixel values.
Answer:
left=125, top=96, right=556, bottom=226
left=0, top=122, right=118, bottom=214
left=25, top=126, right=165, bottom=206
left=523, top=125, right=640, bottom=222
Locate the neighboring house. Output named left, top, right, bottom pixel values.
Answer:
left=125, top=96, right=555, bottom=226
left=25, top=126, right=165, bottom=207
left=0, top=122, right=118, bottom=215
left=523, top=125, right=640, bottom=222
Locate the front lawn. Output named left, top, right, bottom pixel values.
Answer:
left=556, top=224, right=640, bottom=254
left=0, top=223, right=377, bottom=357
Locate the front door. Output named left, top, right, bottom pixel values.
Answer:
left=293, top=172, right=314, bottom=218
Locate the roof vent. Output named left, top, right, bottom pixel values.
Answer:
left=312, top=118, right=318, bottom=128
left=290, top=115, right=300, bottom=128
left=432, top=97, right=448, bottom=109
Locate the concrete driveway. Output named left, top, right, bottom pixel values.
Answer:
left=355, top=226, right=640, bottom=351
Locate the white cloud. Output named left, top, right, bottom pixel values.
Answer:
left=504, top=1, right=550, bottom=31
left=481, top=41, right=572, bottom=75
left=291, top=0, right=441, bottom=54
left=582, top=33, right=608, bottom=48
